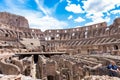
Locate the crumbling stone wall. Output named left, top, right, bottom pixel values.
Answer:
left=36, top=54, right=120, bottom=80
left=42, top=18, right=120, bottom=55
left=0, top=58, right=20, bottom=75
left=0, top=12, right=29, bottom=28
left=36, top=55, right=61, bottom=80
left=11, top=59, right=23, bottom=73
left=0, top=12, right=120, bottom=54
left=22, top=55, right=34, bottom=76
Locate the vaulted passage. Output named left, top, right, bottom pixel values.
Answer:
left=34, top=54, right=38, bottom=63
left=114, top=45, right=118, bottom=50
left=0, top=70, right=2, bottom=74
left=47, top=75, right=54, bottom=80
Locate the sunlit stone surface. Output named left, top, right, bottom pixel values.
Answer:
left=0, top=12, right=120, bottom=80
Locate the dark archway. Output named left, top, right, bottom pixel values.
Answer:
left=0, top=46, right=2, bottom=49
left=5, top=33, right=9, bottom=37
left=0, top=70, right=2, bottom=74
left=41, top=45, right=45, bottom=52
left=34, top=54, right=38, bottom=63
left=114, top=45, right=119, bottom=50
left=47, top=75, right=54, bottom=80
left=51, top=37, right=55, bottom=40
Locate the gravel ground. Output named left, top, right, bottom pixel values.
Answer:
left=0, top=74, right=41, bottom=80
left=82, top=75, right=120, bottom=80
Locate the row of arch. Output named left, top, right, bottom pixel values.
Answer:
left=45, top=17, right=120, bottom=41
left=0, top=28, right=43, bottom=40
left=45, top=26, right=120, bottom=41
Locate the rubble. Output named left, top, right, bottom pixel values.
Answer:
left=0, top=74, right=41, bottom=80
left=82, top=75, right=120, bottom=80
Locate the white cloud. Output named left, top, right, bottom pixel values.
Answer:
left=35, top=0, right=50, bottom=16
left=85, top=12, right=110, bottom=26
left=6, top=9, right=68, bottom=31
left=111, top=10, right=120, bottom=14
left=82, top=0, right=120, bottom=13
left=68, top=15, right=73, bottom=20
left=74, top=17, right=85, bottom=22
left=35, top=0, right=62, bottom=16
left=66, top=0, right=71, bottom=5
left=115, top=16, right=119, bottom=18
left=28, top=16, right=68, bottom=31
left=85, top=16, right=110, bottom=26
left=81, top=0, right=119, bottom=25
left=65, top=4, right=84, bottom=13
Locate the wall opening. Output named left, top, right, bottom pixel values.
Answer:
left=0, top=46, right=2, bottom=49
left=23, top=47, right=26, bottom=49
left=103, top=46, right=107, bottom=53
left=47, top=75, right=54, bottom=80
left=31, top=43, right=34, bottom=45
left=114, top=45, right=118, bottom=50
left=34, top=54, right=38, bottom=63
left=5, top=34, right=9, bottom=37
left=51, top=37, right=55, bottom=40
left=41, top=45, right=45, bottom=52
left=0, top=70, right=2, bottom=74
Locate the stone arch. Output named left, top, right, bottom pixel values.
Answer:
left=51, top=36, right=55, bottom=40
left=85, top=31, right=88, bottom=38
left=102, top=46, right=107, bottom=53
left=47, top=75, right=55, bottom=80
left=0, top=70, right=2, bottom=74
left=5, top=33, right=9, bottom=37
left=19, top=32, right=24, bottom=38
left=0, top=29, right=4, bottom=36
left=27, top=32, right=31, bottom=38
left=114, top=45, right=119, bottom=50
left=9, top=30, right=15, bottom=37
left=34, top=54, right=38, bottom=63
left=1, top=29, right=9, bottom=37
left=14, top=31, right=19, bottom=39
left=71, top=32, right=76, bottom=39
left=6, top=30, right=12, bottom=37
left=41, top=45, right=46, bottom=52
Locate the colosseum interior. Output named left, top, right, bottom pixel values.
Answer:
left=0, top=12, right=120, bottom=80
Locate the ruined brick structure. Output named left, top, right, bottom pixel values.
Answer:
left=0, top=12, right=120, bottom=80
left=0, top=12, right=120, bottom=55
left=36, top=54, right=120, bottom=80
left=0, top=12, right=29, bottom=28
left=43, top=18, right=120, bottom=55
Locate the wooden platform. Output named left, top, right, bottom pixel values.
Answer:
left=15, top=52, right=68, bottom=55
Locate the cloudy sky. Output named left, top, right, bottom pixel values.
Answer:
left=0, top=0, right=120, bottom=31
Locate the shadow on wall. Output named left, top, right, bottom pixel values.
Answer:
left=47, top=75, right=55, bottom=80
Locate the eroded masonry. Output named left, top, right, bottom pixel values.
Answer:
left=0, top=12, right=120, bottom=80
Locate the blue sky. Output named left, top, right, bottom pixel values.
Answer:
left=0, top=0, right=120, bottom=31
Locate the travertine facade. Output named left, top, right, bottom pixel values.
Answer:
left=0, top=12, right=120, bottom=55
left=0, top=12, right=120, bottom=80
left=43, top=18, right=120, bottom=55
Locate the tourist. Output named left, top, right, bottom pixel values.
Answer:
left=107, top=60, right=120, bottom=77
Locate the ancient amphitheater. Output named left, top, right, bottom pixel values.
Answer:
left=0, top=12, right=120, bottom=80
